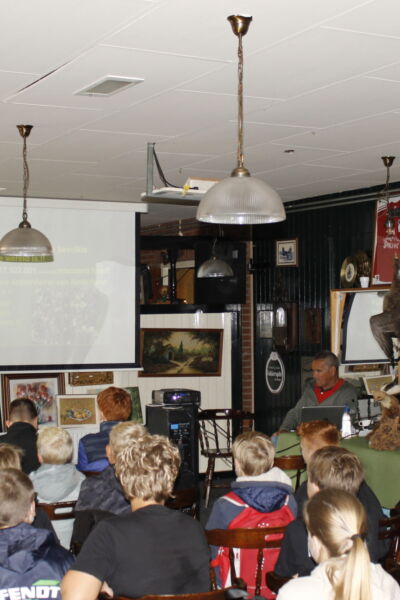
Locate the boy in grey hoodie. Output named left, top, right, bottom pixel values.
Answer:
left=30, top=427, right=85, bottom=548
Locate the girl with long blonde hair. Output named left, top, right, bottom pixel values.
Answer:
left=277, top=488, right=400, bottom=600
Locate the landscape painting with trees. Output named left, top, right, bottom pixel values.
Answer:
left=140, top=328, right=223, bottom=376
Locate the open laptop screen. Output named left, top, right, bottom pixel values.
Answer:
left=300, top=406, right=345, bottom=430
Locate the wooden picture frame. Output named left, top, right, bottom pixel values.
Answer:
left=140, top=328, right=223, bottom=377
left=57, top=394, right=99, bottom=427
left=276, top=239, right=299, bottom=267
left=1, top=373, right=65, bottom=429
left=125, top=386, right=143, bottom=423
left=68, top=371, right=114, bottom=387
left=362, top=375, right=393, bottom=396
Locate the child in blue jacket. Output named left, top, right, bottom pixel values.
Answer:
left=0, top=468, right=73, bottom=599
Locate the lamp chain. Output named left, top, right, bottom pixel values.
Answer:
left=22, top=134, right=29, bottom=222
left=237, top=33, right=244, bottom=169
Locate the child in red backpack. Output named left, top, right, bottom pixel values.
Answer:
left=206, top=431, right=296, bottom=598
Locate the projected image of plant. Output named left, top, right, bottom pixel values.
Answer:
left=140, top=328, right=223, bottom=377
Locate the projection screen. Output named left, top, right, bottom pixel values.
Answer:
left=0, top=197, right=145, bottom=371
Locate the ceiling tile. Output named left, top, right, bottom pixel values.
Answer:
left=246, top=77, right=400, bottom=129
left=271, top=113, right=400, bottom=152
left=0, top=0, right=155, bottom=73
left=181, top=27, right=400, bottom=99
left=322, top=0, right=400, bottom=38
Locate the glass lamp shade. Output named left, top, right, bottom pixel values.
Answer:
left=197, top=256, right=234, bottom=278
left=196, top=174, right=286, bottom=225
left=0, top=223, right=54, bottom=262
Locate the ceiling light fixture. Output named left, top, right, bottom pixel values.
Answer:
left=381, top=156, right=396, bottom=237
left=0, top=125, right=53, bottom=262
left=197, top=239, right=234, bottom=279
left=196, top=15, right=286, bottom=225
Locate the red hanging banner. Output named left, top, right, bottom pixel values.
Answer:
left=372, top=196, right=400, bottom=284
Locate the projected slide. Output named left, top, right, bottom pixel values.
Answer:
left=0, top=198, right=144, bottom=371
left=342, top=291, right=388, bottom=364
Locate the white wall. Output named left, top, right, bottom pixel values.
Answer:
left=1, top=311, right=233, bottom=472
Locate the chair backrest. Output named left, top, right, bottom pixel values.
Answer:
left=273, top=454, right=306, bottom=490
left=206, top=526, right=285, bottom=597
left=379, top=511, right=400, bottom=582
left=37, top=500, right=76, bottom=520
left=198, top=410, right=254, bottom=457
left=112, top=589, right=244, bottom=600
left=165, top=487, right=200, bottom=519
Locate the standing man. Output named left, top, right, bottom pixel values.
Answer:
left=2, top=398, right=40, bottom=473
left=279, top=351, right=357, bottom=431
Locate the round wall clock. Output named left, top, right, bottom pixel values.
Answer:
left=340, top=256, right=357, bottom=287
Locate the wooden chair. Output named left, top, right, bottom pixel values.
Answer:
left=111, top=589, right=246, bottom=600
left=206, top=526, right=285, bottom=597
left=379, top=510, right=400, bottom=583
left=165, top=487, right=200, bottom=519
left=198, top=409, right=254, bottom=507
left=273, top=454, right=306, bottom=490
left=37, top=500, right=76, bottom=520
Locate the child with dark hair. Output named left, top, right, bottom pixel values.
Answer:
left=2, top=398, right=39, bottom=473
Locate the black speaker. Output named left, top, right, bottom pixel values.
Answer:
left=195, top=240, right=246, bottom=304
left=146, top=404, right=199, bottom=483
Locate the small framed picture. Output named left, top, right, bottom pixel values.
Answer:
left=363, top=375, right=393, bottom=396
left=57, top=394, right=99, bottom=427
left=276, top=239, right=299, bottom=267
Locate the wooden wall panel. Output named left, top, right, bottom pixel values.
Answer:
left=253, top=200, right=376, bottom=434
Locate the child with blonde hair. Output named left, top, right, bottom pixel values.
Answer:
left=275, top=446, right=388, bottom=578
left=277, top=488, right=400, bottom=600
left=206, top=431, right=296, bottom=598
left=30, top=427, right=85, bottom=548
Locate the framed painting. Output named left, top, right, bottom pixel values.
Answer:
left=140, top=328, right=223, bottom=377
left=125, top=386, right=143, bottom=423
left=363, top=375, right=393, bottom=396
left=276, top=239, right=299, bottom=267
left=57, top=394, right=99, bottom=427
left=68, top=371, right=113, bottom=386
left=1, top=373, right=65, bottom=429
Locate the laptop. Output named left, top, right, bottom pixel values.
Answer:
left=301, top=406, right=346, bottom=430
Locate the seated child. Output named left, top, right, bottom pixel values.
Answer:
left=206, top=431, right=296, bottom=598
left=277, top=488, right=400, bottom=600
left=0, top=468, right=73, bottom=598
left=275, top=446, right=388, bottom=578
left=30, top=427, right=85, bottom=548
left=62, top=433, right=210, bottom=600
left=2, top=398, right=40, bottom=473
left=295, top=419, right=341, bottom=511
left=77, top=387, right=132, bottom=473
left=76, top=421, right=146, bottom=515
left=0, top=442, right=58, bottom=538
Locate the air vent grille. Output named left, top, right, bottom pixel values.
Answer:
left=76, top=77, right=144, bottom=96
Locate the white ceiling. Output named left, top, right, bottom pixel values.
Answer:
left=2, top=0, right=400, bottom=226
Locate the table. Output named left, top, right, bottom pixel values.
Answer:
left=276, top=432, right=400, bottom=509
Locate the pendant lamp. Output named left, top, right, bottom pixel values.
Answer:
left=197, top=239, right=234, bottom=278
left=0, top=125, right=54, bottom=262
left=196, top=15, right=286, bottom=225
left=381, top=156, right=396, bottom=237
